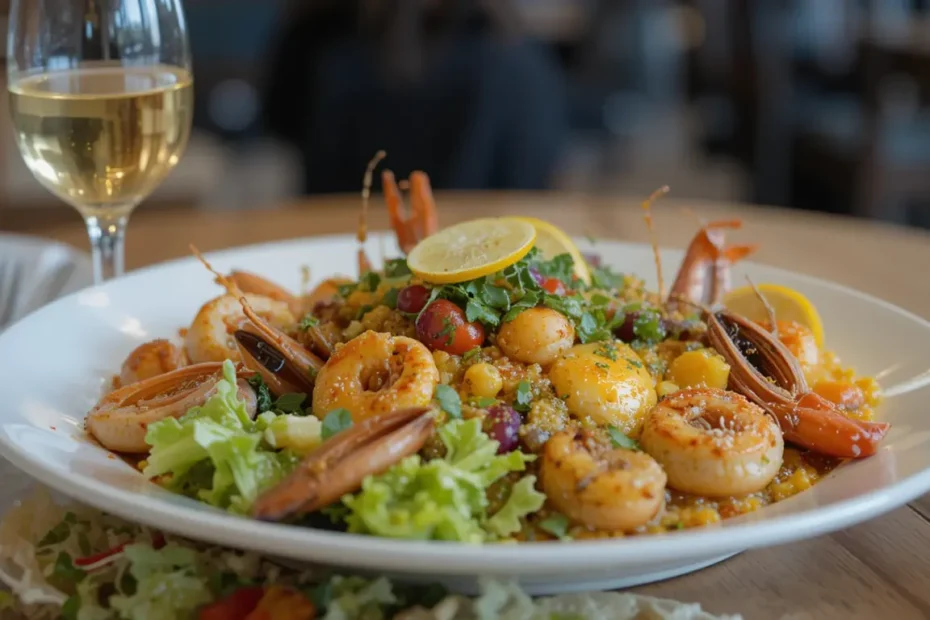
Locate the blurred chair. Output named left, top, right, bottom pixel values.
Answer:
left=263, top=1, right=568, bottom=194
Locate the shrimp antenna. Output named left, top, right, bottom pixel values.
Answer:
left=666, top=292, right=714, bottom=317
left=190, top=244, right=245, bottom=298
left=745, top=275, right=778, bottom=339
left=358, top=150, right=386, bottom=275
left=640, top=186, right=670, bottom=300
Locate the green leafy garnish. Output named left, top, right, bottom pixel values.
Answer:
left=593, top=342, right=618, bottom=361
left=538, top=513, right=571, bottom=540
left=513, top=380, right=533, bottom=413
left=434, top=385, right=462, bottom=419
left=358, top=271, right=382, bottom=293
left=607, top=426, right=641, bottom=451
left=468, top=396, right=498, bottom=408
left=51, top=552, right=85, bottom=586
left=632, top=308, right=667, bottom=345
left=381, top=288, right=400, bottom=309
left=341, top=419, right=541, bottom=542
left=384, top=258, right=412, bottom=278
left=535, top=253, right=575, bottom=286
left=274, top=392, right=306, bottom=414
left=297, top=313, right=319, bottom=330
left=462, top=347, right=482, bottom=362
left=590, top=265, right=625, bottom=291
left=144, top=361, right=300, bottom=513
left=321, top=408, right=354, bottom=440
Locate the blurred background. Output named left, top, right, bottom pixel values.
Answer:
left=4, top=0, right=930, bottom=232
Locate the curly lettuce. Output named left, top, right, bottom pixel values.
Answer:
left=142, top=360, right=302, bottom=513
left=342, top=419, right=544, bottom=542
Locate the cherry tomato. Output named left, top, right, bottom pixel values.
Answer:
left=199, top=587, right=265, bottom=620
left=396, top=284, right=431, bottom=313
left=540, top=277, right=566, bottom=295
left=416, top=299, right=485, bottom=355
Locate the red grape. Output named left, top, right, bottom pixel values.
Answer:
left=485, top=405, right=521, bottom=453
left=397, top=285, right=431, bottom=313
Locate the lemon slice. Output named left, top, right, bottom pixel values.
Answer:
left=407, top=218, right=537, bottom=284
left=513, top=217, right=591, bottom=285
left=722, top=283, right=825, bottom=347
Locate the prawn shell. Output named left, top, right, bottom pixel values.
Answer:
left=251, top=407, right=435, bottom=521
left=234, top=325, right=315, bottom=395
left=87, top=363, right=258, bottom=454
left=640, top=387, right=784, bottom=497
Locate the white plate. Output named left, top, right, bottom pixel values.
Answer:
left=0, top=233, right=929, bottom=595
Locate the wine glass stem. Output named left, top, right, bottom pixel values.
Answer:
left=85, top=214, right=129, bottom=284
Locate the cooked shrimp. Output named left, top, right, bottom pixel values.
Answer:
left=312, top=330, right=440, bottom=422
left=302, top=277, right=353, bottom=309
left=185, top=294, right=295, bottom=364
left=548, top=341, right=656, bottom=434
left=87, top=363, right=258, bottom=453
left=539, top=431, right=667, bottom=531
left=118, top=339, right=186, bottom=386
left=640, top=388, right=784, bottom=497
left=497, top=307, right=575, bottom=366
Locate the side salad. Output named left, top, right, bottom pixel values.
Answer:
left=0, top=488, right=741, bottom=620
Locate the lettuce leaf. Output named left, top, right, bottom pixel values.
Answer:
left=143, top=360, right=299, bottom=512
left=342, top=419, right=539, bottom=542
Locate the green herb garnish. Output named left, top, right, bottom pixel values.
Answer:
left=434, top=385, right=462, bottom=419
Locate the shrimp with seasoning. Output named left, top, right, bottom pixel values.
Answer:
left=185, top=293, right=295, bottom=364
left=86, top=363, right=258, bottom=453
left=540, top=431, right=667, bottom=531
left=312, top=330, right=439, bottom=422
left=640, top=387, right=783, bottom=497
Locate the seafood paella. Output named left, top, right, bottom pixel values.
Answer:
left=85, top=160, right=888, bottom=542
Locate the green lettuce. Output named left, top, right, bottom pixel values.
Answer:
left=143, top=360, right=299, bottom=513
left=342, top=419, right=544, bottom=542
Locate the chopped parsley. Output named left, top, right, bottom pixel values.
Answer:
left=468, top=396, right=498, bottom=408
left=297, top=313, right=319, bottom=330
left=321, top=408, right=353, bottom=439
left=383, top=257, right=411, bottom=278
left=462, top=347, right=482, bottom=362
left=434, top=385, right=462, bottom=418
left=607, top=426, right=641, bottom=451
left=358, top=271, right=381, bottom=293
left=438, top=318, right=456, bottom=345
left=594, top=362, right=609, bottom=371
left=632, top=309, right=667, bottom=345
left=594, top=342, right=618, bottom=361
left=381, top=287, right=400, bottom=309
left=535, top=252, right=575, bottom=286
left=246, top=375, right=274, bottom=413
left=538, top=513, right=571, bottom=540
left=513, top=380, right=533, bottom=413
left=590, top=265, right=625, bottom=291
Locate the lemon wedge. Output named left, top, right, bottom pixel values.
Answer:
left=513, top=216, right=591, bottom=285
left=407, top=218, right=537, bottom=284
left=722, top=283, right=825, bottom=347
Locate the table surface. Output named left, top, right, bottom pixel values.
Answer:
left=11, top=192, right=930, bottom=619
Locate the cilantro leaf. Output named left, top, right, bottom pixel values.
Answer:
left=466, top=299, right=500, bottom=326
left=468, top=396, right=498, bottom=408
left=502, top=290, right=540, bottom=322
left=632, top=309, right=667, bottom=345
left=513, top=380, right=533, bottom=413
left=480, top=280, right=511, bottom=309
left=358, top=271, right=381, bottom=293
left=321, top=409, right=353, bottom=440
left=274, top=392, right=307, bottom=413
left=590, top=266, right=625, bottom=291
left=384, top=258, right=411, bottom=278
left=246, top=375, right=274, bottom=414
left=462, top=347, right=482, bottom=362
left=536, top=253, right=575, bottom=285
left=297, top=313, right=319, bottom=330
left=434, top=385, right=462, bottom=418
left=51, top=552, right=85, bottom=586
left=538, top=513, right=571, bottom=539
left=381, top=288, right=400, bottom=309
left=607, top=426, right=641, bottom=451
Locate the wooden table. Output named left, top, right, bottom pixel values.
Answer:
left=11, top=193, right=930, bottom=619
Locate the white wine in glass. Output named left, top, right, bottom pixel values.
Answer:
left=6, top=1, right=193, bottom=283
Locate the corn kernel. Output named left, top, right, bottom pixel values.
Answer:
left=464, top=363, right=503, bottom=398
left=656, top=381, right=680, bottom=397
left=667, top=349, right=730, bottom=390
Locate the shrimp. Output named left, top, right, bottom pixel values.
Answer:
left=185, top=294, right=295, bottom=364
left=252, top=407, right=434, bottom=521
left=640, top=387, right=784, bottom=497
left=86, top=363, right=258, bottom=453
left=539, top=431, right=667, bottom=531
left=312, top=330, right=439, bottom=422
left=758, top=319, right=820, bottom=374
left=118, top=339, right=186, bottom=386
left=707, top=310, right=889, bottom=458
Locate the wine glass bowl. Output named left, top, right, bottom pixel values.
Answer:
left=6, top=0, right=193, bottom=283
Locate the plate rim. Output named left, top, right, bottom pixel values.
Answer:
left=1, top=233, right=929, bottom=575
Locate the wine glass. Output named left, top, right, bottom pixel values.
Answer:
left=6, top=0, right=193, bottom=283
